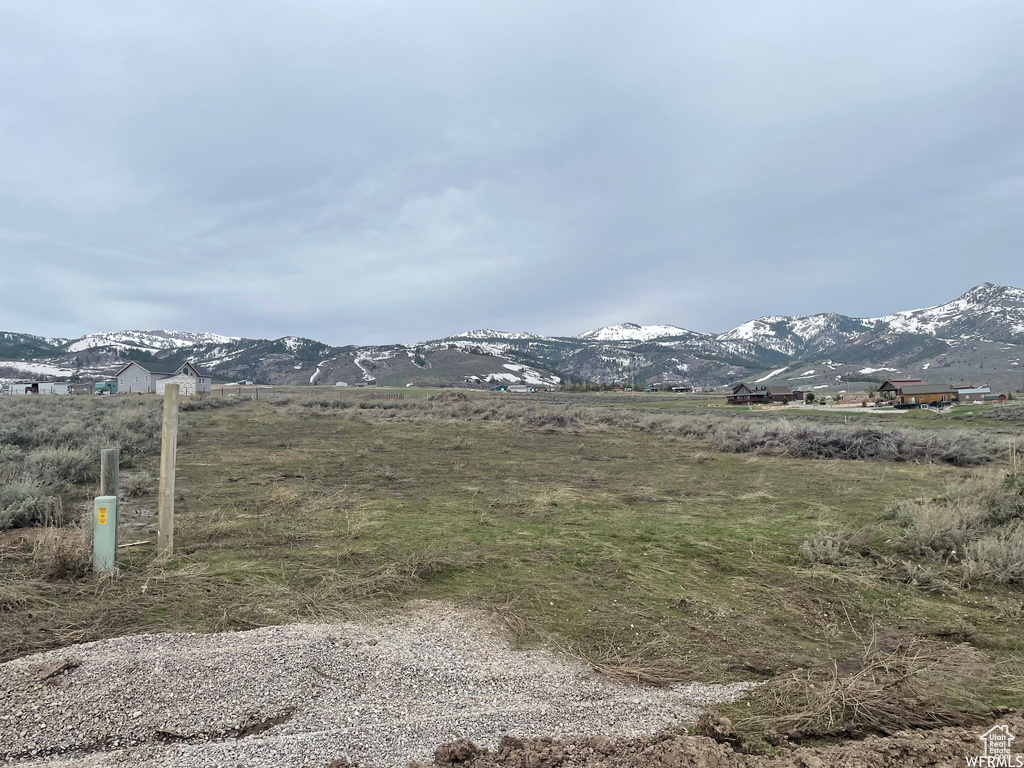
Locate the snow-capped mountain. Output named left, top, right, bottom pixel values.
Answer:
left=65, top=330, right=241, bottom=353
left=717, top=283, right=1024, bottom=358
left=718, top=313, right=874, bottom=357
left=2, top=284, right=1021, bottom=390
left=576, top=323, right=694, bottom=342
left=876, top=283, right=1024, bottom=342
left=454, top=329, right=547, bottom=341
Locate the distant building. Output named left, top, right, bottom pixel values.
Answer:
left=8, top=382, right=69, bottom=395
left=956, top=386, right=991, bottom=403
left=156, top=373, right=199, bottom=397
left=728, top=383, right=799, bottom=404
left=114, top=361, right=211, bottom=394
left=893, top=384, right=953, bottom=408
left=983, top=393, right=1007, bottom=404
left=878, top=379, right=924, bottom=401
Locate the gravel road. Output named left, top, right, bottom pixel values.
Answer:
left=1, top=602, right=756, bottom=768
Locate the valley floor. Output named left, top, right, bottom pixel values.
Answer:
left=2, top=389, right=1022, bottom=759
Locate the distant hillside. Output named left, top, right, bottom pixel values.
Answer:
left=1, top=284, right=1021, bottom=391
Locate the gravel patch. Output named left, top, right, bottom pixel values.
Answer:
left=1, top=602, right=757, bottom=768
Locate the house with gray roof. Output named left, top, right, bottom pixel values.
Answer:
left=114, top=361, right=211, bottom=394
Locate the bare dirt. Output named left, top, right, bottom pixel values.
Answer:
left=409, top=713, right=1023, bottom=768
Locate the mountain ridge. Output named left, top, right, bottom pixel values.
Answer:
left=1, top=284, right=1021, bottom=391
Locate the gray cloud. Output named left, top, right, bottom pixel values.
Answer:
left=1, top=1, right=1022, bottom=343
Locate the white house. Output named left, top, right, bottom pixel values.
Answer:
left=156, top=373, right=198, bottom=396
left=114, top=361, right=211, bottom=395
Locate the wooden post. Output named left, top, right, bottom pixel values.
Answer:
left=100, top=448, right=120, bottom=499
left=100, top=448, right=120, bottom=552
left=157, top=384, right=179, bottom=559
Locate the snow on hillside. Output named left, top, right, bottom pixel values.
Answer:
left=755, top=367, right=788, bottom=383
left=875, top=283, right=1024, bottom=337
left=500, top=363, right=560, bottom=386
left=67, top=330, right=239, bottom=353
left=576, top=323, right=690, bottom=342
left=454, top=329, right=543, bottom=341
left=0, top=361, right=76, bottom=378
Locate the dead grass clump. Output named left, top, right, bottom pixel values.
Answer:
left=309, top=547, right=480, bottom=603
left=31, top=526, right=91, bottom=581
left=0, top=577, right=48, bottom=613
left=560, top=631, right=716, bottom=688
left=731, top=635, right=1016, bottom=740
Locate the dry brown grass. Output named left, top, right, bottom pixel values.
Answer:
left=30, top=525, right=91, bottom=581
left=728, top=633, right=1024, bottom=740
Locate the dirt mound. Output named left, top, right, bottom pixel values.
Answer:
left=0, top=603, right=752, bottom=768
left=410, top=712, right=1022, bottom=768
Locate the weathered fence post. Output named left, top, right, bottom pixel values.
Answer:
left=100, top=448, right=120, bottom=552
left=157, top=384, right=179, bottom=559
left=100, top=448, right=120, bottom=498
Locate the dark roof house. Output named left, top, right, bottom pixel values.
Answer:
left=728, top=383, right=799, bottom=405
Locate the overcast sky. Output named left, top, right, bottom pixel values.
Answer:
left=1, top=1, right=1022, bottom=344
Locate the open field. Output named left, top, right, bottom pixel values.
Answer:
left=2, top=389, right=1023, bottom=751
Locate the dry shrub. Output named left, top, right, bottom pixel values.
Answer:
left=798, top=529, right=852, bottom=565
left=429, top=390, right=469, bottom=403
left=962, top=523, right=1024, bottom=585
left=122, top=470, right=157, bottom=497
left=1, top=396, right=164, bottom=530
left=801, top=469, right=1024, bottom=588
left=735, top=635, right=1019, bottom=739
left=291, top=393, right=998, bottom=466
left=31, top=526, right=91, bottom=581
left=885, top=470, right=1024, bottom=585
left=0, top=480, right=55, bottom=529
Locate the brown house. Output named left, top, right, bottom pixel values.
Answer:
left=955, top=386, right=991, bottom=403
left=728, top=383, right=799, bottom=405
left=893, top=383, right=953, bottom=408
left=879, top=378, right=924, bottom=401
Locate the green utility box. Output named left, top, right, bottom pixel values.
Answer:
left=93, top=495, right=117, bottom=571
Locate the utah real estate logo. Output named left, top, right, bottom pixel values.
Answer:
left=967, top=724, right=1022, bottom=767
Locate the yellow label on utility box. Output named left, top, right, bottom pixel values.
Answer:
left=98, top=507, right=108, bottom=525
